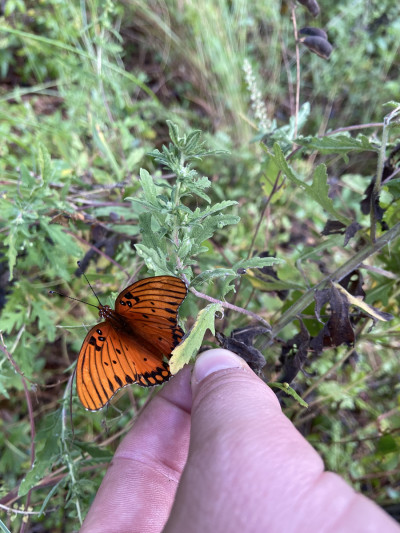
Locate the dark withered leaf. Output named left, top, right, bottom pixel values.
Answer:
left=216, top=327, right=268, bottom=374
left=321, top=220, right=347, bottom=235
left=297, top=0, right=320, bottom=16
left=229, top=325, right=271, bottom=346
left=300, top=36, right=333, bottom=59
left=299, top=27, right=327, bottom=40
left=344, top=221, right=362, bottom=246
left=339, top=269, right=365, bottom=299
left=279, top=318, right=310, bottom=384
left=311, top=284, right=355, bottom=355
left=314, top=288, right=331, bottom=323
left=321, top=220, right=362, bottom=245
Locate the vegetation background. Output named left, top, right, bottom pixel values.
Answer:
left=0, top=0, right=399, bottom=531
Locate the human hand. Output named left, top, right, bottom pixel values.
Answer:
left=80, top=349, right=400, bottom=533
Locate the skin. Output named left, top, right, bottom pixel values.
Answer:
left=80, top=349, right=400, bottom=533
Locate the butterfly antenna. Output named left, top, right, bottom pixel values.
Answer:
left=48, top=290, right=99, bottom=309
left=77, top=261, right=103, bottom=306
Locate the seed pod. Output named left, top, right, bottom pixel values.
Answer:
left=296, top=0, right=320, bottom=17
left=299, top=26, right=327, bottom=40
left=300, top=36, right=333, bottom=59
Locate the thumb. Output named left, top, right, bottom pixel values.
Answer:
left=163, top=349, right=400, bottom=533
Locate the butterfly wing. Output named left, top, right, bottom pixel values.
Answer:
left=115, top=275, right=187, bottom=355
left=76, top=276, right=187, bottom=411
left=76, top=321, right=171, bottom=411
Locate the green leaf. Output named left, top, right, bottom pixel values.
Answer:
left=74, top=441, right=113, bottom=460
left=233, top=256, right=284, bottom=271
left=36, top=143, right=52, bottom=184
left=135, top=244, right=168, bottom=274
left=191, top=200, right=238, bottom=221
left=169, top=303, right=222, bottom=373
left=166, top=120, right=180, bottom=147
left=4, top=228, right=17, bottom=281
left=272, top=144, right=350, bottom=224
left=376, top=434, right=398, bottom=455
left=268, top=382, right=308, bottom=407
left=191, top=269, right=237, bottom=288
left=19, top=411, right=62, bottom=497
left=139, top=168, right=158, bottom=205
left=295, top=133, right=377, bottom=163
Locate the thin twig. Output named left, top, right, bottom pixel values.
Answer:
left=188, top=285, right=271, bottom=330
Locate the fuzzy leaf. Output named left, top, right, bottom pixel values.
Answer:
left=166, top=120, right=180, bottom=147
left=191, top=269, right=237, bottom=288
left=169, top=303, right=223, bottom=374
left=192, top=200, right=238, bottom=221
left=190, top=214, right=240, bottom=246
left=135, top=244, right=168, bottom=274
left=139, top=168, right=158, bottom=205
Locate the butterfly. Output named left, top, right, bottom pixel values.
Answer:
left=75, top=275, right=187, bottom=411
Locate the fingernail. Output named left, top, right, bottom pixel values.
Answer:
left=193, top=349, right=246, bottom=384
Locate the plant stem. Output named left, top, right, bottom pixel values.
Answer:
left=269, top=221, right=400, bottom=339
left=188, top=285, right=271, bottom=330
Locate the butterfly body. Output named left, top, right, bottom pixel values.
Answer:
left=76, top=276, right=187, bottom=411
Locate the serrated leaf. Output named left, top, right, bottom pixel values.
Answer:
left=272, top=144, right=350, bottom=224
left=295, top=134, right=377, bottom=163
left=169, top=303, right=222, bottom=374
left=268, top=382, right=308, bottom=407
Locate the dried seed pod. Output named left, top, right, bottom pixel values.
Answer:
left=296, top=0, right=320, bottom=17
left=300, top=36, right=333, bottom=59
left=299, top=26, right=327, bottom=40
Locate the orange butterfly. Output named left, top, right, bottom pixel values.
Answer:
left=75, top=276, right=187, bottom=411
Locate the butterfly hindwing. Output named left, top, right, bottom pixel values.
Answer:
left=77, top=321, right=173, bottom=411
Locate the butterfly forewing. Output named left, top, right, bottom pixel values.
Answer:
left=115, top=275, right=187, bottom=355
left=76, top=275, right=187, bottom=411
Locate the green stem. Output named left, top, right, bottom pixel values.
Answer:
left=270, top=221, right=400, bottom=339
